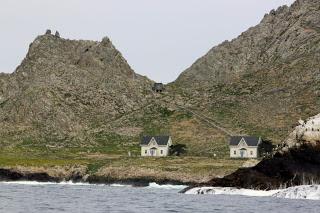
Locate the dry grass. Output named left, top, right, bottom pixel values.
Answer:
left=94, top=156, right=246, bottom=183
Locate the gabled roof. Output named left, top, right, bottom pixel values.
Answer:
left=141, top=136, right=170, bottom=146
left=229, top=136, right=260, bottom=147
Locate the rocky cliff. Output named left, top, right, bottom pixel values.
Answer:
left=172, top=0, right=320, bottom=142
left=0, top=33, right=152, bottom=146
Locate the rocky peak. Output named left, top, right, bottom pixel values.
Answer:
left=170, top=0, right=320, bottom=144
left=175, top=0, right=320, bottom=86
left=0, top=32, right=152, bottom=144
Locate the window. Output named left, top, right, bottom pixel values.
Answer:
left=161, top=150, right=163, bottom=155
left=145, top=150, right=147, bottom=154
left=234, top=150, right=236, bottom=155
left=250, top=151, right=253, bottom=155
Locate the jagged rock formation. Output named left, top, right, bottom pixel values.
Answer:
left=0, top=33, right=152, bottom=146
left=285, top=113, right=320, bottom=149
left=172, top=0, right=320, bottom=142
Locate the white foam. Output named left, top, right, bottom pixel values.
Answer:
left=109, top=183, right=132, bottom=187
left=1, top=181, right=92, bottom=186
left=185, top=185, right=320, bottom=200
left=272, top=185, right=320, bottom=200
left=147, top=182, right=188, bottom=190
left=0, top=181, right=187, bottom=190
left=185, top=187, right=279, bottom=197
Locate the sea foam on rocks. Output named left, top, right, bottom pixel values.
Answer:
left=272, top=185, right=320, bottom=200
left=185, top=187, right=279, bottom=197
left=185, top=185, right=320, bottom=200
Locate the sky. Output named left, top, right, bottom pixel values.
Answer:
left=0, top=0, right=295, bottom=83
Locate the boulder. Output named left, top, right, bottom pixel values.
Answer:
left=55, top=31, right=60, bottom=38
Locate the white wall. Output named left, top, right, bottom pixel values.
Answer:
left=141, top=145, right=169, bottom=157
left=230, top=146, right=259, bottom=158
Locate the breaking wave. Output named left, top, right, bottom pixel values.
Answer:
left=0, top=181, right=187, bottom=190
left=1, top=181, right=92, bottom=186
left=185, top=185, right=320, bottom=200
left=185, top=187, right=279, bottom=197
left=147, top=182, right=188, bottom=190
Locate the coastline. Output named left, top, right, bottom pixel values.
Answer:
left=0, top=156, right=245, bottom=188
left=0, top=167, right=193, bottom=187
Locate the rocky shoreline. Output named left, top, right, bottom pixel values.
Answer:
left=181, top=143, right=320, bottom=193
left=182, top=114, right=320, bottom=193
left=0, top=168, right=191, bottom=187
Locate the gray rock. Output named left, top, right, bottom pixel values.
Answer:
left=55, top=31, right=60, bottom=38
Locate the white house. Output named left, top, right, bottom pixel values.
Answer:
left=140, top=136, right=172, bottom=157
left=229, top=136, right=261, bottom=158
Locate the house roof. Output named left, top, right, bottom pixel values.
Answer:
left=229, top=136, right=260, bottom=146
left=153, top=83, right=164, bottom=90
left=141, top=136, right=170, bottom=146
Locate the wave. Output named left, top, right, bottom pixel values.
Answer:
left=109, top=183, right=132, bottom=187
left=185, top=187, right=279, bottom=197
left=1, top=181, right=93, bottom=186
left=147, top=182, right=188, bottom=190
left=185, top=185, right=320, bottom=200
left=0, top=181, right=187, bottom=190
left=272, top=185, right=320, bottom=200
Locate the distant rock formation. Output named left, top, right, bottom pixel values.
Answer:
left=55, top=31, right=60, bottom=38
left=45, top=29, right=51, bottom=35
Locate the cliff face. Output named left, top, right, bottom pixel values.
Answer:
left=0, top=34, right=152, bottom=145
left=172, top=0, right=320, bottom=142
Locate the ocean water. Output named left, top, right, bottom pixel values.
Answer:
left=0, top=182, right=320, bottom=213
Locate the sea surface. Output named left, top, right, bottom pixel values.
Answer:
left=0, top=182, right=320, bottom=213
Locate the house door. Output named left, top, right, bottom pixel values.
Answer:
left=150, top=148, right=157, bottom=156
left=240, top=149, right=247, bottom=158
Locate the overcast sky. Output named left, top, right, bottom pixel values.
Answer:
left=0, top=0, right=295, bottom=83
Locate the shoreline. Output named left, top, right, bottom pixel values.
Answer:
left=0, top=168, right=192, bottom=187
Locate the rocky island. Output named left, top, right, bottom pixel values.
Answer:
left=0, top=0, right=319, bottom=187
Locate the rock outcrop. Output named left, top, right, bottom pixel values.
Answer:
left=285, top=114, right=320, bottom=149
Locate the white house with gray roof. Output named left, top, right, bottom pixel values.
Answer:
left=140, top=136, right=172, bottom=157
left=229, top=136, right=261, bottom=158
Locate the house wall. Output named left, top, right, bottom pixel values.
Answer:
left=141, top=137, right=172, bottom=157
left=230, top=146, right=259, bottom=158
left=141, top=145, right=169, bottom=157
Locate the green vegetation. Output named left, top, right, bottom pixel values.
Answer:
left=0, top=143, right=246, bottom=182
